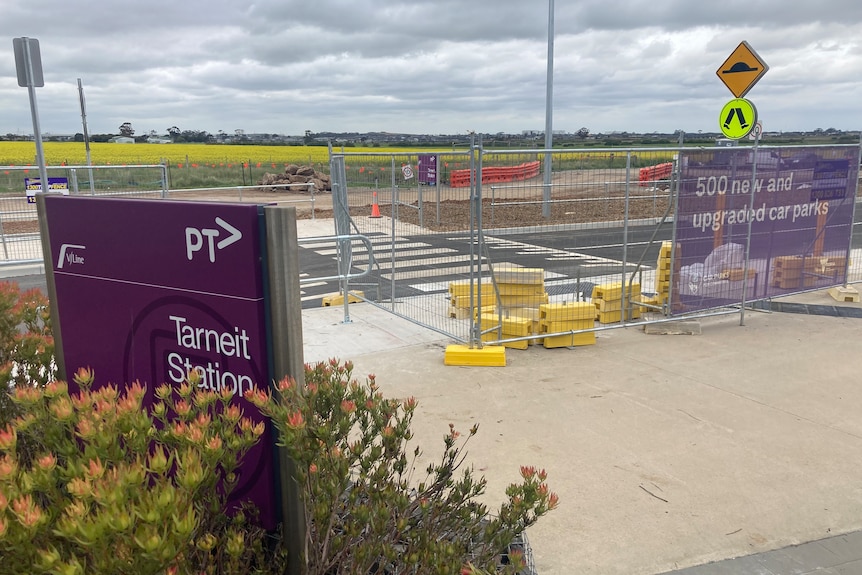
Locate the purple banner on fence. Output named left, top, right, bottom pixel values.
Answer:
left=25, top=177, right=69, bottom=203
left=418, top=153, right=438, bottom=185
left=42, top=196, right=278, bottom=529
left=673, top=146, right=859, bottom=313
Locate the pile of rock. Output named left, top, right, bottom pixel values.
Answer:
left=258, top=164, right=332, bottom=192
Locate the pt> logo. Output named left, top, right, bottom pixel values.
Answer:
left=185, top=217, right=242, bottom=262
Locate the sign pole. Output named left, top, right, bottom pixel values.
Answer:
left=15, top=38, right=50, bottom=195
left=739, top=129, right=761, bottom=326
left=264, top=205, right=306, bottom=574
left=35, top=193, right=67, bottom=380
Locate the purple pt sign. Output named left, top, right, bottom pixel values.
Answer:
left=42, top=196, right=279, bottom=529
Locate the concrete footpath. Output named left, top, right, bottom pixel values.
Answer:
left=302, top=291, right=862, bottom=575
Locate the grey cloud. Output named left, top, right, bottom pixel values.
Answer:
left=1, top=0, right=860, bottom=135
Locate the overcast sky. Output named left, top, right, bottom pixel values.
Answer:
left=1, top=0, right=860, bottom=137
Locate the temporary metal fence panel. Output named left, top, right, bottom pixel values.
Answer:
left=325, top=143, right=860, bottom=350
left=0, top=163, right=323, bottom=266
left=0, top=164, right=167, bottom=264
left=2, top=145, right=859, bottom=350
left=326, top=149, right=478, bottom=342
left=467, top=147, right=677, bottom=349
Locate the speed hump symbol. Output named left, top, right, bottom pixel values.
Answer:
left=719, top=98, right=757, bottom=140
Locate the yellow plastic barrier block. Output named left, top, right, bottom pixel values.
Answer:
left=497, top=293, right=548, bottom=308
left=448, top=305, right=471, bottom=319
left=598, top=310, right=621, bottom=324
left=639, top=295, right=661, bottom=308
left=496, top=283, right=546, bottom=296
left=452, top=294, right=500, bottom=309
left=597, top=307, right=641, bottom=324
left=542, top=332, right=596, bottom=349
left=448, top=281, right=494, bottom=298
left=499, top=307, right=541, bottom=321
left=726, top=268, right=756, bottom=281
left=492, top=267, right=545, bottom=285
left=659, top=241, right=680, bottom=257
left=594, top=298, right=623, bottom=312
left=591, top=282, right=641, bottom=302
left=479, top=314, right=533, bottom=337
left=539, top=319, right=595, bottom=333
left=444, top=344, right=506, bottom=367
left=480, top=332, right=529, bottom=350
left=475, top=305, right=496, bottom=319
left=829, top=285, right=860, bottom=303
left=539, top=301, right=596, bottom=321
left=538, top=302, right=590, bottom=322
left=321, top=291, right=364, bottom=307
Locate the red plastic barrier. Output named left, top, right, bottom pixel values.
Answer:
left=638, top=162, right=673, bottom=187
left=449, top=161, right=541, bottom=188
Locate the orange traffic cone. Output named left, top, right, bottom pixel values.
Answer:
left=370, top=191, right=382, bottom=218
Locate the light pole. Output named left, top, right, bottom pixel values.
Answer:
left=542, top=0, right=555, bottom=218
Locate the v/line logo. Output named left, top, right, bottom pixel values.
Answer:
left=57, top=244, right=86, bottom=269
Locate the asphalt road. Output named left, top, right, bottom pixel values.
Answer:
left=9, top=215, right=862, bottom=309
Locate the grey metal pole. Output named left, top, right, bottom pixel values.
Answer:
left=436, top=154, right=441, bottom=225
left=468, top=133, right=478, bottom=348
left=740, top=132, right=761, bottom=326
left=542, top=0, right=555, bottom=219
left=77, top=79, right=96, bottom=195
left=263, top=205, right=306, bottom=575
left=23, top=39, right=49, bottom=196
left=390, top=155, right=397, bottom=309
left=843, top=136, right=862, bottom=287
left=475, top=134, right=484, bottom=349
left=622, top=152, right=631, bottom=322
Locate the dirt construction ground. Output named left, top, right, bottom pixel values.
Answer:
left=2, top=170, right=671, bottom=234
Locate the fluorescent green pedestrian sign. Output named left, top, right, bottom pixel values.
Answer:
left=719, top=98, right=757, bottom=140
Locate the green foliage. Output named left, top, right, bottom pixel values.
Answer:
left=250, top=358, right=559, bottom=575
left=0, top=282, right=54, bottom=430
left=0, top=368, right=281, bottom=575
left=0, top=285, right=557, bottom=574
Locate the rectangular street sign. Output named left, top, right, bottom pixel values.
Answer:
left=13, top=37, right=44, bottom=87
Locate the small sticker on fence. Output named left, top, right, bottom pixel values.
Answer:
left=402, top=164, right=414, bottom=180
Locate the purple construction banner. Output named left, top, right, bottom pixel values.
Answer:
left=674, top=146, right=859, bottom=313
left=42, top=196, right=279, bottom=529
left=418, top=153, right=438, bottom=185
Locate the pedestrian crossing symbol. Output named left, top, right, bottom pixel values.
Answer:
left=719, top=98, right=757, bottom=140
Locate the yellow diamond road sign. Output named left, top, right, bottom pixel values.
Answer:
left=717, top=41, right=769, bottom=98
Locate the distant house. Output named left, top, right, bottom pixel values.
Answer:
left=110, top=136, right=135, bottom=144
left=146, top=137, right=172, bottom=144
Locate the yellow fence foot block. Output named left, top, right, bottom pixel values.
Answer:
left=321, top=291, right=364, bottom=307
left=444, top=345, right=507, bottom=367
left=828, top=286, right=860, bottom=303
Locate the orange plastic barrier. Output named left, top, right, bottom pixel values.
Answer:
left=449, top=161, right=541, bottom=188
left=638, top=162, right=673, bottom=187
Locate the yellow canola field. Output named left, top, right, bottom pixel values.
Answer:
left=0, top=142, right=444, bottom=167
